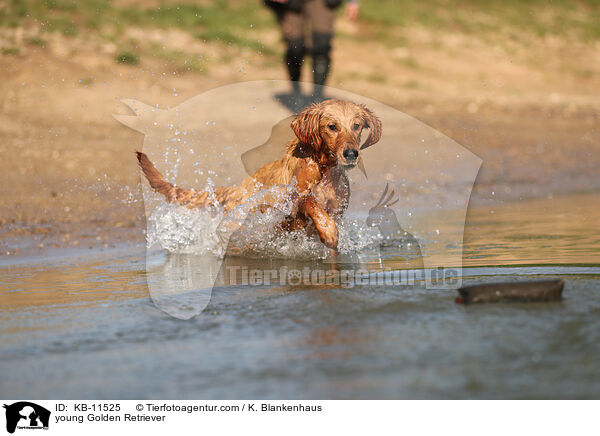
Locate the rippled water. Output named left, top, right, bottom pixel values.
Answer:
left=1, top=193, right=599, bottom=399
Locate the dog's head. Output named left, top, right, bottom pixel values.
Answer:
left=291, top=99, right=382, bottom=168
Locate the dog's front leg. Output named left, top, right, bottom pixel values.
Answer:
left=292, top=160, right=338, bottom=250
left=299, top=196, right=338, bottom=251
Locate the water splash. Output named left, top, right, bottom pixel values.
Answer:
left=147, top=202, right=225, bottom=256
left=146, top=195, right=385, bottom=260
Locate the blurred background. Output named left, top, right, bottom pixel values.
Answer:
left=0, top=0, right=599, bottom=255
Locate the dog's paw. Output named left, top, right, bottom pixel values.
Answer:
left=318, top=219, right=338, bottom=251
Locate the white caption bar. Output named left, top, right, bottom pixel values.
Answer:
left=1, top=400, right=597, bottom=436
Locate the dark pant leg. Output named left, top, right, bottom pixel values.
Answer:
left=311, top=32, right=332, bottom=87
left=286, top=37, right=306, bottom=83
left=306, top=0, right=335, bottom=91
left=276, top=8, right=306, bottom=84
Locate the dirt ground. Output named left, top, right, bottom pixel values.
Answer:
left=1, top=13, right=599, bottom=257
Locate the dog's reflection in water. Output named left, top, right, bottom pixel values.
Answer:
left=365, top=183, right=423, bottom=269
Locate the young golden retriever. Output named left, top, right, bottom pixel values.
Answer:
left=136, top=99, right=382, bottom=251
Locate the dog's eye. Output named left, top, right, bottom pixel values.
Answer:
left=353, top=123, right=361, bottom=130
left=328, top=124, right=337, bottom=132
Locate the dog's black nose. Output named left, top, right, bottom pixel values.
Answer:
left=343, top=148, right=359, bottom=161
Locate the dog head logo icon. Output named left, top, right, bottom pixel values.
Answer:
left=3, top=402, right=50, bottom=434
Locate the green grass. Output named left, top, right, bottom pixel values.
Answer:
left=1, top=47, right=20, bottom=55
left=148, top=44, right=210, bottom=73
left=26, top=36, right=46, bottom=46
left=358, top=0, right=600, bottom=42
left=197, top=28, right=277, bottom=56
left=114, top=51, right=139, bottom=65
left=45, top=16, right=78, bottom=36
left=179, top=55, right=209, bottom=73
left=0, top=0, right=278, bottom=64
left=1, top=0, right=599, bottom=67
left=148, top=44, right=186, bottom=62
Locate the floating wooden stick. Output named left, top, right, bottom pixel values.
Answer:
left=456, top=279, right=564, bottom=304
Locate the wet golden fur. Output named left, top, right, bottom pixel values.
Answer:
left=136, top=99, right=382, bottom=250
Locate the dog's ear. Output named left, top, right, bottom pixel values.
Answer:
left=291, top=103, right=322, bottom=149
left=359, top=105, right=382, bottom=150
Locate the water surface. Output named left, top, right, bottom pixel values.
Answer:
left=1, top=193, right=599, bottom=399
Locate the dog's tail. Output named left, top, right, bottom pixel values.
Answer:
left=135, top=151, right=212, bottom=208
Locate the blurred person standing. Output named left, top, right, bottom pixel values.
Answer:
left=265, top=0, right=359, bottom=100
